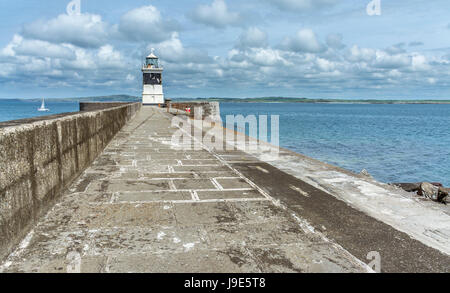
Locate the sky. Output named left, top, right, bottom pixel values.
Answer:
left=0, top=0, right=449, bottom=99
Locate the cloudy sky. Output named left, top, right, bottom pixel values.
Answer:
left=0, top=0, right=449, bottom=99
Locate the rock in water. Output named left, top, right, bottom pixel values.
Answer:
left=430, top=182, right=443, bottom=187
left=419, top=182, right=440, bottom=201
left=392, top=183, right=421, bottom=192
left=359, top=169, right=373, bottom=178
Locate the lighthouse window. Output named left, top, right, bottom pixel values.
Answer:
left=143, top=73, right=162, bottom=85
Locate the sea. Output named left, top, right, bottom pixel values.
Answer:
left=1, top=99, right=449, bottom=186
left=219, top=102, right=450, bottom=186
left=0, top=99, right=79, bottom=122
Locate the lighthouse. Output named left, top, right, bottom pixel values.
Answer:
left=142, top=50, right=164, bottom=105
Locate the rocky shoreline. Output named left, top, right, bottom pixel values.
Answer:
left=392, top=182, right=449, bottom=204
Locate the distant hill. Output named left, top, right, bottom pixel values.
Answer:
left=172, top=97, right=450, bottom=104
left=9, top=95, right=450, bottom=104
left=23, top=95, right=140, bottom=103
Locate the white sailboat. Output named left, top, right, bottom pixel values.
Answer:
left=38, top=97, right=50, bottom=112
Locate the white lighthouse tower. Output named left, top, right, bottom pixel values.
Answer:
left=142, top=49, right=164, bottom=105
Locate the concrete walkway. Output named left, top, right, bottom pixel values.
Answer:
left=0, top=107, right=369, bottom=273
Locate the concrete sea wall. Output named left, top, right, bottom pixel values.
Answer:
left=0, top=102, right=141, bottom=260
left=80, top=102, right=137, bottom=112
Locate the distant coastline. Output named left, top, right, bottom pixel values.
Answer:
left=3, top=95, right=450, bottom=104
left=180, top=97, right=450, bottom=104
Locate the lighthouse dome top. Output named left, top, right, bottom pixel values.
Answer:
left=147, top=48, right=158, bottom=59
left=144, top=49, right=161, bottom=69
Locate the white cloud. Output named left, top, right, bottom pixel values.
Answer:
left=60, top=47, right=96, bottom=70
left=316, top=57, right=336, bottom=71
left=266, top=0, right=338, bottom=12
left=22, top=13, right=110, bottom=48
left=237, top=27, right=268, bottom=49
left=246, top=48, right=289, bottom=66
left=411, top=54, right=430, bottom=71
left=119, top=6, right=178, bottom=42
left=1, top=35, right=76, bottom=59
left=373, top=51, right=410, bottom=69
left=151, top=33, right=213, bottom=64
left=190, top=0, right=241, bottom=28
left=18, top=6, right=177, bottom=47
left=347, top=45, right=376, bottom=62
left=281, top=29, right=324, bottom=53
left=97, top=45, right=126, bottom=69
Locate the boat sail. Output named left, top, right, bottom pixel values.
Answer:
left=38, top=97, right=50, bottom=112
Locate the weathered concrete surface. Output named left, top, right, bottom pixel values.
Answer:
left=226, top=133, right=450, bottom=256
left=0, top=103, right=141, bottom=261
left=204, top=122, right=450, bottom=272
left=230, top=161, right=450, bottom=272
left=0, top=107, right=370, bottom=273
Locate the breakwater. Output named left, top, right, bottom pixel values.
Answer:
left=0, top=102, right=449, bottom=272
left=0, top=102, right=141, bottom=260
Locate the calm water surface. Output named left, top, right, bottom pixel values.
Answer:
left=220, top=103, right=450, bottom=186
left=0, top=99, right=79, bottom=122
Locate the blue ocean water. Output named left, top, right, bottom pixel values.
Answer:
left=0, top=99, right=79, bottom=122
left=220, top=103, right=450, bottom=186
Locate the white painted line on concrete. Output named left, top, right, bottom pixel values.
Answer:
left=110, top=177, right=195, bottom=181
left=190, top=190, right=200, bottom=201
left=104, top=256, right=112, bottom=273
left=290, top=185, right=310, bottom=197
left=181, top=164, right=223, bottom=167
left=101, top=198, right=270, bottom=205
left=110, top=192, right=118, bottom=203
left=84, top=170, right=233, bottom=175
left=254, top=166, right=270, bottom=174
left=184, top=159, right=217, bottom=161
left=109, top=188, right=255, bottom=194
left=210, top=178, right=224, bottom=191
left=176, top=123, right=274, bottom=203
left=225, top=161, right=263, bottom=164
left=168, top=179, right=177, bottom=191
